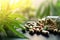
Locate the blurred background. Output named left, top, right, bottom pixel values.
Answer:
left=0, top=0, right=60, bottom=39
left=0, top=0, right=60, bottom=19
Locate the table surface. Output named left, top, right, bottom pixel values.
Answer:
left=2, top=32, right=60, bottom=40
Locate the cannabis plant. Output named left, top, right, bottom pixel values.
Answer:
left=0, top=3, right=28, bottom=39
left=36, top=1, right=50, bottom=19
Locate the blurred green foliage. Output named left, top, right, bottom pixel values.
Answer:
left=0, top=2, right=28, bottom=38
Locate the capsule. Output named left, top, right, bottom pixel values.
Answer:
left=53, top=29, right=58, bottom=35
left=29, top=29, right=34, bottom=35
left=29, top=26, right=33, bottom=29
left=36, top=28, right=40, bottom=35
left=25, top=26, right=29, bottom=31
left=22, top=30, right=26, bottom=33
left=42, top=30, right=49, bottom=35
left=48, top=28, right=54, bottom=33
left=21, top=27, right=26, bottom=33
left=53, top=29, right=58, bottom=32
left=58, top=30, right=60, bottom=35
left=33, top=27, right=36, bottom=33
left=24, top=24, right=30, bottom=31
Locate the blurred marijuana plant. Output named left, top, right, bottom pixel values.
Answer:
left=0, top=0, right=28, bottom=38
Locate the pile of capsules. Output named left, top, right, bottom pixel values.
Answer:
left=21, top=20, right=60, bottom=36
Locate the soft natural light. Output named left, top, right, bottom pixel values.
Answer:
left=0, top=0, right=31, bottom=10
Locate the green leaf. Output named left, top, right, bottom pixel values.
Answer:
left=7, top=18, right=25, bottom=30
left=0, top=24, right=7, bottom=37
left=36, top=3, right=44, bottom=18
left=36, top=2, right=50, bottom=19
left=6, top=24, right=28, bottom=38
left=8, top=13, right=27, bottom=21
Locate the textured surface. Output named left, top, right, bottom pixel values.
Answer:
left=2, top=32, right=60, bottom=40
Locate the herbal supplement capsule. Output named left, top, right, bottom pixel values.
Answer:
left=42, top=30, right=49, bottom=35
left=36, top=28, right=40, bottom=35
left=21, top=27, right=26, bottom=33
left=29, top=29, right=34, bottom=35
